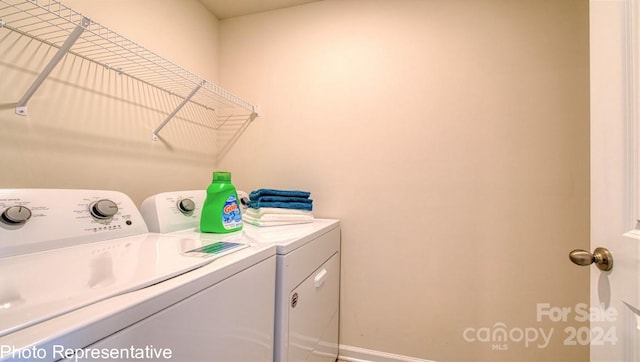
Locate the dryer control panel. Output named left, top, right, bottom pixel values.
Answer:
left=0, top=189, right=148, bottom=257
left=140, top=190, right=206, bottom=233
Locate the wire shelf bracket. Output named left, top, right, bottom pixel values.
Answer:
left=15, top=16, right=90, bottom=116
left=152, top=80, right=204, bottom=141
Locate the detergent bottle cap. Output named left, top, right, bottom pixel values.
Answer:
left=212, top=171, right=231, bottom=182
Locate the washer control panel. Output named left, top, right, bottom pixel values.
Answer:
left=0, top=189, right=148, bottom=258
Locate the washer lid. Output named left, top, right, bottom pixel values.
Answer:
left=0, top=233, right=247, bottom=337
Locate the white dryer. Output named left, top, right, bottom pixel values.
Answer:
left=0, top=189, right=276, bottom=362
left=141, top=190, right=341, bottom=362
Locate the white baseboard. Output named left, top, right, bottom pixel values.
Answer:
left=338, top=344, right=436, bottom=362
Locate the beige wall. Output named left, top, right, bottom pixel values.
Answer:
left=218, top=0, right=590, bottom=361
left=0, top=0, right=220, bottom=204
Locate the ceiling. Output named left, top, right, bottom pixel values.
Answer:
left=199, top=0, right=320, bottom=20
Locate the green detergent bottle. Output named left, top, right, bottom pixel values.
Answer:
left=200, top=171, right=243, bottom=233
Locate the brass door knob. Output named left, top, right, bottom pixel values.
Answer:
left=569, top=247, right=613, bottom=271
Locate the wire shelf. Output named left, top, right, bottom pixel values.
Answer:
left=0, top=0, right=258, bottom=139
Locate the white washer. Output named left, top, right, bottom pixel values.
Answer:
left=141, top=190, right=341, bottom=362
left=0, top=189, right=276, bottom=362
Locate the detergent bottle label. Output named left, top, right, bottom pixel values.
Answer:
left=222, top=194, right=242, bottom=230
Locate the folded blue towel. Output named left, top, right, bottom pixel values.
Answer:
left=250, top=189, right=311, bottom=199
left=248, top=201, right=313, bottom=211
left=253, top=196, right=313, bottom=204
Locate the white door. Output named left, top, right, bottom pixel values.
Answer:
left=588, top=0, right=640, bottom=360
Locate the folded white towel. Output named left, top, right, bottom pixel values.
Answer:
left=245, top=207, right=313, bottom=217
left=243, top=213, right=313, bottom=227
left=243, top=207, right=314, bottom=227
left=245, top=213, right=313, bottom=222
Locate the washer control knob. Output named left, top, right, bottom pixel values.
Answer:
left=177, top=199, right=196, bottom=214
left=1, top=206, right=32, bottom=225
left=89, top=199, right=118, bottom=219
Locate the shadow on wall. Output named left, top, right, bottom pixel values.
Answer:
left=0, top=30, right=253, bottom=165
